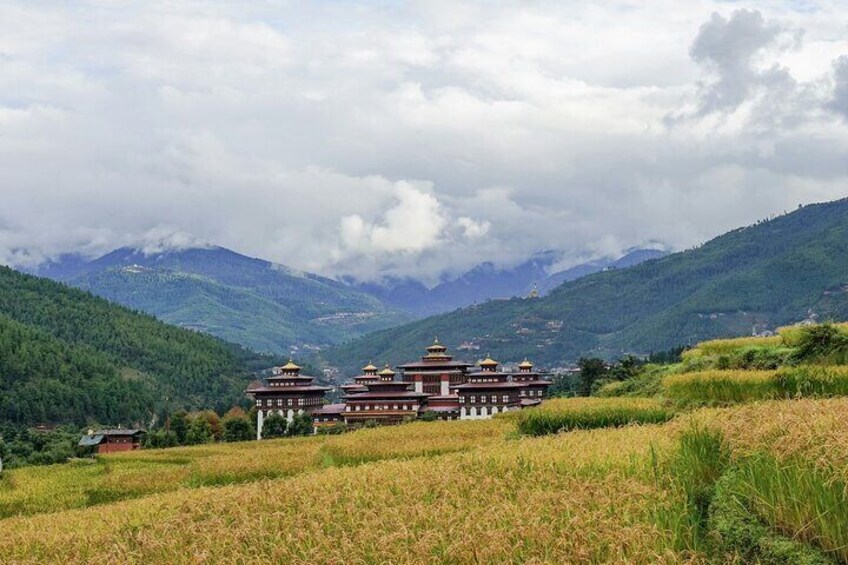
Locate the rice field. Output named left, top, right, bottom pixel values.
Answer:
left=0, top=423, right=690, bottom=564
left=3, top=396, right=848, bottom=562
left=663, top=366, right=848, bottom=406
left=5, top=327, right=848, bottom=563
left=0, top=419, right=510, bottom=519
left=512, top=397, right=675, bottom=436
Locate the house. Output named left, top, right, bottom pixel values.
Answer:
left=78, top=429, right=145, bottom=454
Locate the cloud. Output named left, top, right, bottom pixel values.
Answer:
left=339, top=182, right=446, bottom=254
left=831, top=56, right=848, bottom=119
left=0, top=1, right=846, bottom=282
left=689, top=9, right=792, bottom=115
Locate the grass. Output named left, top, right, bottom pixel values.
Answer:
left=663, top=370, right=778, bottom=406
left=0, top=419, right=510, bottom=519
left=8, top=320, right=848, bottom=564
left=3, top=398, right=848, bottom=562
left=663, top=367, right=848, bottom=407
left=513, top=397, right=675, bottom=436
left=0, top=424, right=689, bottom=564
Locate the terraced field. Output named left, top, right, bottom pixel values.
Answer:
left=3, top=325, right=848, bottom=563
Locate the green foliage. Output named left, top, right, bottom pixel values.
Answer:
left=286, top=412, right=314, bottom=437
left=730, top=454, right=848, bottom=562
left=222, top=417, right=253, bottom=442
left=0, top=266, right=272, bottom=430
left=144, top=429, right=179, bottom=449
left=791, top=323, right=848, bottom=365
left=185, top=417, right=213, bottom=445
left=577, top=357, right=607, bottom=396
left=663, top=427, right=730, bottom=551
left=709, top=469, right=834, bottom=564
left=262, top=414, right=287, bottom=439
left=0, top=425, right=83, bottom=469
left=325, top=198, right=848, bottom=369
left=170, top=412, right=188, bottom=444
left=596, top=365, right=667, bottom=397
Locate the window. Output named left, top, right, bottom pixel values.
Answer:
left=481, top=395, right=487, bottom=403
left=502, top=395, right=509, bottom=403
left=276, top=399, right=282, bottom=407
left=470, top=396, right=476, bottom=403
left=287, top=398, right=293, bottom=406
left=256, top=400, right=261, bottom=407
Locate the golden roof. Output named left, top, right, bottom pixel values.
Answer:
left=479, top=355, right=498, bottom=367
left=378, top=364, right=396, bottom=376
left=362, top=362, right=378, bottom=372
left=518, top=359, right=534, bottom=370
left=280, top=359, right=301, bottom=371
left=426, top=337, right=447, bottom=352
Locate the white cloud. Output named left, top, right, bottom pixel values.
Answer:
left=0, top=1, right=847, bottom=281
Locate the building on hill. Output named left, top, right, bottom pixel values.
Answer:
left=247, top=360, right=332, bottom=439
left=342, top=367, right=429, bottom=427
left=78, top=428, right=145, bottom=454
left=247, top=343, right=553, bottom=438
left=510, top=359, right=552, bottom=407
left=453, top=356, right=524, bottom=419
left=396, top=339, right=474, bottom=395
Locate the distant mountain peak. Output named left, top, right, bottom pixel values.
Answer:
left=135, top=228, right=214, bottom=257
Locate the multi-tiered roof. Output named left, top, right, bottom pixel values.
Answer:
left=249, top=360, right=332, bottom=394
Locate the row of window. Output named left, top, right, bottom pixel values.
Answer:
left=256, top=397, right=321, bottom=408
left=345, top=403, right=418, bottom=412
left=460, top=395, right=512, bottom=404
left=520, top=389, right=545, bottom=397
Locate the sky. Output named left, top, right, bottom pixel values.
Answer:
left=1, top=1, right=847, bottom=283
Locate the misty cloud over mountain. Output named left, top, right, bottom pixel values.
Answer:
left=0, top=2, right=846, bottom=283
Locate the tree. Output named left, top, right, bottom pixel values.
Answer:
left=144, top=429, right=178, bottom=449
left=186, top=416, right=213, bottom=445
left=262, top=413, right=287, bottom=439
left=286, top=412, right=313, bottom=437
left=223, top=416, right=254, bottom=442
left=170, top=411, right=188, bottom=445
left=577, top=357, right=607, bottom=397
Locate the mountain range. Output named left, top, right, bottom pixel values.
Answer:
left=322, top=198, right=848, bottom=373
left=28, top=245, right=665, bottom=355
left=350, top=248, right=667, bottom=317
left=32, top=247, right=411, bottom=356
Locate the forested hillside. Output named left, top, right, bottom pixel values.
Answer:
left=0, top=267, right=275, bottom=426
left=36, top=246, right=410, bottom=355
left=324, top=198, right=848, bottom=371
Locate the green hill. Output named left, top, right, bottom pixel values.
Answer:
left=0, top=266, right=275, bottom=427
left=323, top=198, right=848, bottom=371
left=40, top=246, right=411, bottom=355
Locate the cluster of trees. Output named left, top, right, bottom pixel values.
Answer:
left=144, top=408, right=255, bottom=447
left=144, top=406, right=319, bottom=448
left=548, top=355, right=652, bottom=397
left=0, top=266, right=281, bottom=428
left=0, top=424, right=84, bottom=469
